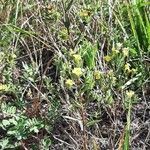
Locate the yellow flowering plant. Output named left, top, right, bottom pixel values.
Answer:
left=0, top=84, right=9, bottom=91
left=104, top=55, right=111, bottom=62
left=126, top=90, right=135, bottom=99
left=124, top=89, right=136, bottom=109
left=65, top=79, right=75, bottom=89
left=72, top=68, right=83, bottom=78
left=79, top=10, right=91, bottom=17
left=108, top=70, right=114, bottom=76
left=94, top=71, right=102, bottom=80
left=124, top=63, right=136, bottom=75
left=59, top=28, right=69, bottom=40
left=122, top=47, right=129, bottom=57
left=72, top=54, right=82, bottom=65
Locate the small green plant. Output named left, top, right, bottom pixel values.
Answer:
left=123, top=90, right=136, bottom=150
left=0, top=102, right=45, bottom=149
left=0, top=0, right=149, bottom=149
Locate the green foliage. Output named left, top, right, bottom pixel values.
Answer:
left=0, top=102, right=45, bottom=149
left=0, top=0, right=150, bottom=149
left=123, top=91, right=136, bottom=150
left=125, top=0, right=150, bottom=51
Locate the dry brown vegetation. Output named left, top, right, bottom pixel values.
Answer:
left=0, top=0, right=150, bottom=149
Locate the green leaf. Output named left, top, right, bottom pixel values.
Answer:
left=30, top=126, right=39, bottom=133
left=9, top=118, right=17, bottom=125
left=2, top=120, right=10, bottom=127
left=0, top=138, right=9, bottom=150
left=121, top=73, right=142, bottom=89
left=8, top=106, right=16, bottom=114
left=130, top=48, right=138, bottom=56
left=7, top=131, right=16, bottom=135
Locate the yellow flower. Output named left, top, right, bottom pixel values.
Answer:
left=60, top=28, right=69, bottom=40
left=0, top=84, right=9, bottom=91
left=94, top=71, right=102, bottom=80
left=73, top=54, right=82, bottom=63
left=65, top=79, right=74, bottom=88
left=79, top=10, right=90, bottom=17
left=126, top=90, right=135, bottom=98
left=104, top=55, right=111, bottom=62
left=72, top=68, right=83, bottom=77
left=47, top=4, right=55, bottom=13
left=122, top=48, right=129, bottom=57
left=124, top=63, right=131, bottom=72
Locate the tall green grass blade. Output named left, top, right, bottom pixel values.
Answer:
left=124, top=129, right=130, bottom=150
left=15, top=0, right=20, bottom=25
left=125, top=0, right=141, bottom=51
